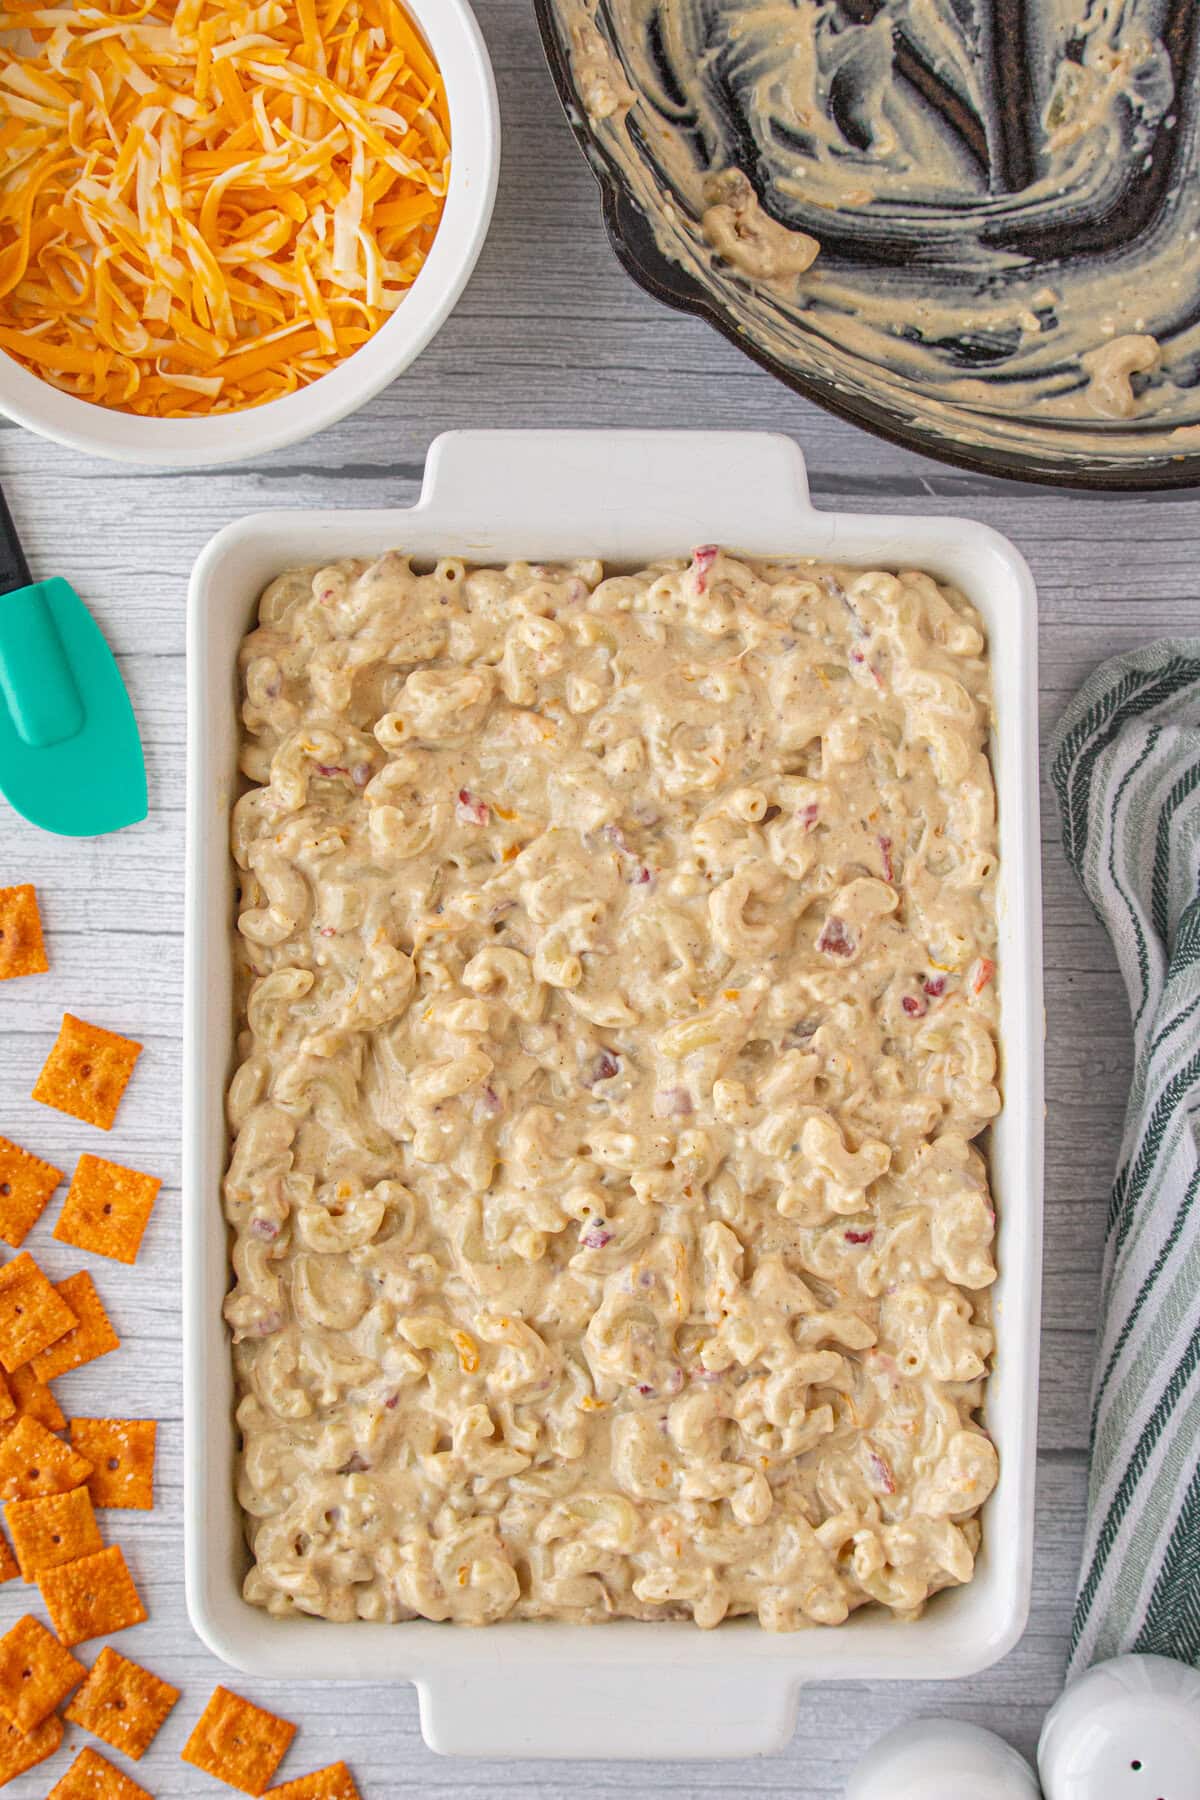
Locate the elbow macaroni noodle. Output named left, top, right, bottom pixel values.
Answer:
left=226, top=546, right=1001, bottom=1630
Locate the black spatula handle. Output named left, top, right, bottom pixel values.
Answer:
left=0, top=484, right=32, bottom=598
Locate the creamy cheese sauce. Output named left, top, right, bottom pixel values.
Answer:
left=551, top=0, right=1200, bottom=473
left=226, top=548, right=1000, bottom=1630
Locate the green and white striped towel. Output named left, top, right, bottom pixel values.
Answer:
left=1049, top=640, right=1200, bottom=1675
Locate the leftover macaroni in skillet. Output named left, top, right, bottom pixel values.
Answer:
left=226, top=547, right=1000, bottom=1629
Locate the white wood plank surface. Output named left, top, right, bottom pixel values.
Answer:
left=0, top=0, right=1195, bottom=1789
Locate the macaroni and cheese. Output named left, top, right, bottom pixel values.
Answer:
left=225, top=547, right=1000, bottom=1630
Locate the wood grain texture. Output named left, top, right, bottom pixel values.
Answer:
left=0, top=0, right=1191, bottom=1788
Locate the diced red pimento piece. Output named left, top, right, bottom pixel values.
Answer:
left=923, top=974, right=947, bottom=998
left=867, top=1449, right=895, bottom=1494
left=456, top=789, right=489, bottom=826
left=692, top=544, right=718, bottom=593
left=878, top=835, right=894, bottom=882
left=972, top=956, right=996, bottom=994
left=817, top=915, right=854, bottom=958
left=901, top=994, right=926, bottom=1018
left=844, top=1229, right=874, bottom=1245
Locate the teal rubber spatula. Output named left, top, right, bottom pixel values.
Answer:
left=0, top=481, right=146, bottom=836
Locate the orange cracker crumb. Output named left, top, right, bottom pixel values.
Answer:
left=0, top=1375, right=12, bottom=1426
left=0, top=1531, right=18, bottom=1584
left=0, top=1253, right=77, bottom=1372
left=0, top=1416, right=93, bottom=1502
left=47, top=1745, right=153, bottom=1800
left=39, top=1544, right=147, bottom=1648
left=266, top=1763, right=363, bottom=1800
left=68, top=1420, right=155, bottom=1512
left=181, top=1686, right=297, bottom=1797
left=10, top=1365, right=66, bottom=1433
left=32, top=1014, right=142, bottom=1132
left=66, top=1645, right=180, bottom=1761
left=0, top=885, right=48, bottom=981
left=0, top=1136, right=64, bottom=1248
left=0, top=1707, right=62, bottom=1785
left=30, top=1272, right=119, bottom=1383
left=0, top=1612, right=85, bottom=1733
left=6, top=1484, right=102, bottom=1582
left=55, top=1155, right=161, bottom=1266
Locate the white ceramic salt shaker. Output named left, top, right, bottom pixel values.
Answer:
left=1038, top=1653, right=1200, bottom=1799
left=845, top=1718, right=1042, bottom=1798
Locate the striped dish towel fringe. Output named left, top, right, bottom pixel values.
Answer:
left=1049, top=639, right=1200, bottom=1675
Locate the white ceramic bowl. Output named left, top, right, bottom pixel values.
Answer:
left=0, top=0, right=499, bottom=469
left=184, top=430, right=1045, bottom=1760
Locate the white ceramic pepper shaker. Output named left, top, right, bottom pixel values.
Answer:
left=1038, top=1654, right=1200, bottom=1799
left=845, top=1718, right=1042, bottom=1798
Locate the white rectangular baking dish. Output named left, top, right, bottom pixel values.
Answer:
left=184, top=430, right=1043, bottom=1761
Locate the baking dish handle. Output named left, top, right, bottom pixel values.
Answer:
left=416, top=429, right=815, bottom=546
left=416, top=1661, right=800, bottom=1759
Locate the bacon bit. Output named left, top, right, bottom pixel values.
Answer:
left=972, top=957, right=996, bottom=995
left=923, top=974, right=947, bottom=998
left=384, top=1394, right=399, bottom=1410
left=631, top=866, right=655, bottom=887
left=850, top=648, right=885, bottom=690
left=251, top=1217, right=280, bottom=1240
left=878, top=835, right=894, bottom=882
left=635, top=1383, right=656, bottom=1397
left=692, top=544, right=719, bottom=593
left=315, top=763, right=349, bottom=778
left=798, top=802, right=819, bottom=831
left=654, top=1087, right=694, bottom=1118
left=456, top=789, right=489, bottom=826
left=844, top=1229, right=874, bottom=1245
left=867, top=1449, right=895, bottom=1494
left=816, top=915, right=855, bottom=958
left=901, top=994, right=926, bottom=1018
left=581, top=1227, right=613, bottom=1250
left=583, top=1051, right=620, bottom=1086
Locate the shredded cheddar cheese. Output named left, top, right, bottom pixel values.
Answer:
left=0, top=0, right=450, bottom=415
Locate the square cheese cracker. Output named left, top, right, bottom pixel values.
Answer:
left=39, top=1543, right=147, bottom=1647
left=30, top=1271, right=119, bottom=1383
left=0, top=884, right=48, bottom=980
left=181, top=1686, right=297, bottom=1796
left=6, top=1484, right=103, bottom=1581
left=32, top=1014, right=142, bottom=1131
left=0, top=1254, right=77, bottom=1372
left=0, top=1612, right=84, bottom=1732
left=0, top=1415, right=91, bottom=1503
left=54, top=1154, right=161, bottom=1265
left=66, top=1645, right=180, bottom=1760
left=0, top=1136, right=63, bottom=1248
left=47, top=1746, right=153, bottom=1800
left=68, top=1419, right=155, bottom=1512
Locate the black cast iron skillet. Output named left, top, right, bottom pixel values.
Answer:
left=534, top=0, right=1200, bottom=491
